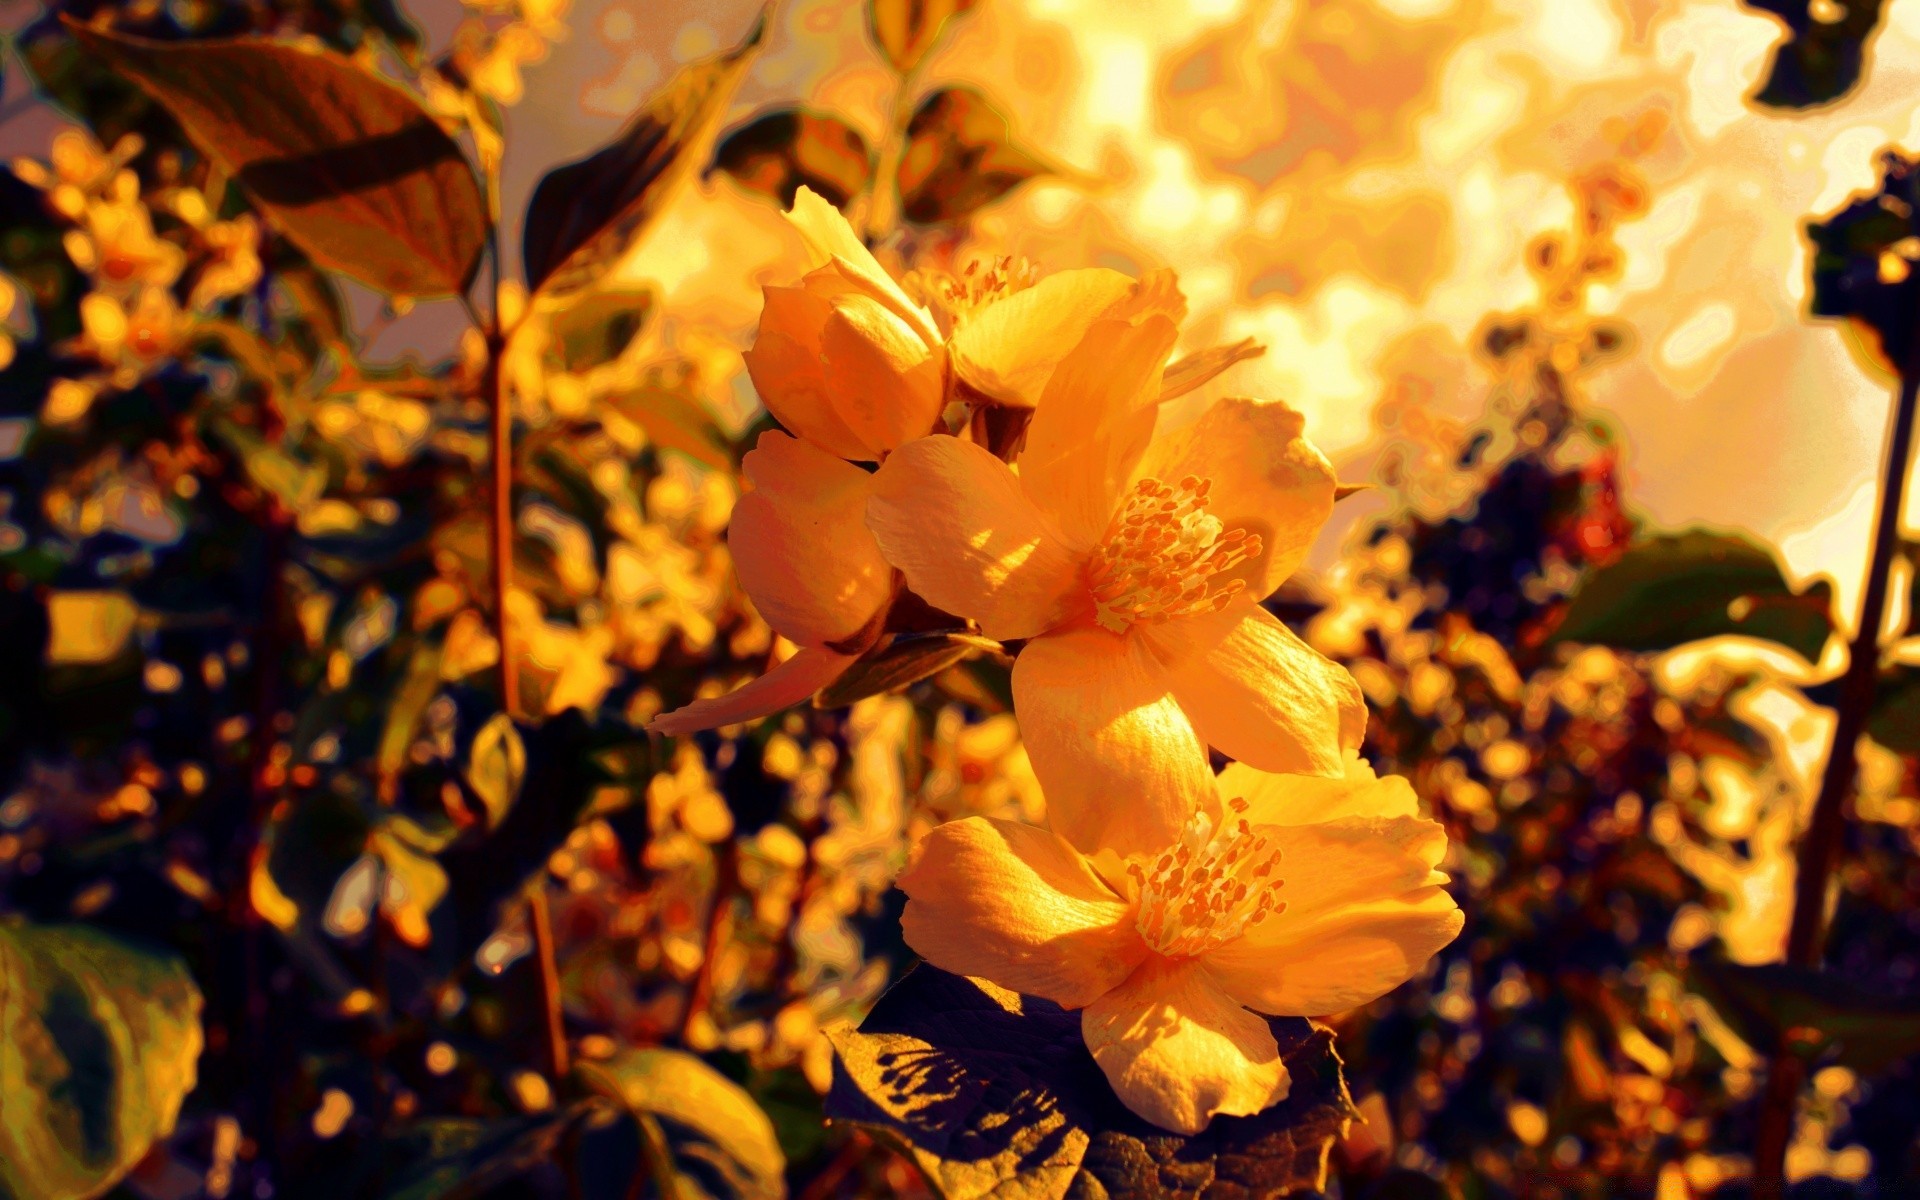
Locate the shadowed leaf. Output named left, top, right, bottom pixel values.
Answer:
left=64, top=19, right=485, bottom=298
left=522, top=12, right=766, bottom=297
left=0, top=921, right=203, bottom=1200
left=1692, top=958, right=1920, bottom=1072
left=1807, top=148, right=1920, bottom=374
left=898, top=87, right=1053, bottom=226
left=866, top=0, right=980, bottom=75
left=826, top=965, right=1358, bottom=1200
left=603, top=369, right=733, bottom=471
left=1744, top=0, right=1887, bottom=110
left=815, top=632, right=999, bottom=709
left=1548, top=529, right=1834, bottom=662
left=1867, top=664, right=1920, bottom=753
left=548, top=286, right=656, bottom=375
left=576, top=1047, right=787, bottom=1200
left=711, top=106, right=874, bottom=211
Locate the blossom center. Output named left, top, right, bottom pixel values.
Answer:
left=932, top=255, right=1036, bottom=326
left=1085, top=475, right=1261, bottom=633
left=1130, top=801, right=1286, bottom=960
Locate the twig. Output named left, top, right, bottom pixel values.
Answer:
left=679, top=840, right=740, bottom=1044
left=1750, top=365, right=1920, bottom=1194
left=796, top=1131, right=871, bottom=1200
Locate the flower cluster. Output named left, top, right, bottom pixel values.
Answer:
left=652, top=188, right=1465, bottom=1133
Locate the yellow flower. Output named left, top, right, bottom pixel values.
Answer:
left=646, top=430, right=895, bottom=734
left=62, top=181, right=186, bottom=297
left=895, top=755, right=1462, bottom=1134
left=747, top=187, right=1182, bottom=461
left=866, top=314, right=1363, bottom=859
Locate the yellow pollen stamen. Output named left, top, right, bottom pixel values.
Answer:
left=1128, top=807, right=1286, bottom=960
left=935, top=255, right=1037, bottom=325
left=1085, top=475, right=1262, bottom=633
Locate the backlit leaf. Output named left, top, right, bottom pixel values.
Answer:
left=548, top=285, right=656, bottom=375
left=826, top=965, right=1358, bottom=1200
left=65, top=20, right=485, bottom=298
left=603, top=370, right=733, bottom=471
left=866, top=0, right=979, bottom=74
left=1549, top=529, right=1834, bottom=662
left=814, top=632, right=999, bottom=709
left=576, top=1047, right=787, bottom=1200
left=711, top=106, right=874, bottom=211
left=522, top=12, right=766, bottom=297
left=0, top=921, right=203, bottom=1200
left=467, top=713, right=526, bottom=829
left=44, top=591, right=139, bottom=666
left=897, top=87, right=1052, bottom=226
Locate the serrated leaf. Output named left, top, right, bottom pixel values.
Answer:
left=0, top=921, right=204, bottom=1200
left=603, top=372, right=733, bottom=471
left=1744, top=0, right=1887, bottom=110
left=64, top=20, right=485, bottom=298
left=576, top=1047, right=787, bottom=1200
left=866, top=0, right=979, bottom=74
left=711, top=106, right=874, bottom=211
left=1691, top=958, right=1920, bottom=1071
left=467, top=713, right=526, bottom=830
left=1548, top=529, right=1834, bottom=662
left=522, top=12, right=766, bottom=297
left=826, top=965, right=1358, bottom=1200
left=897, top=87, right=1052, bottom=226
left=815, top=633, right=998, bottom=709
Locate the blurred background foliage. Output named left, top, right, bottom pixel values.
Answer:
left=0, top=0, right=1918, bottom=1197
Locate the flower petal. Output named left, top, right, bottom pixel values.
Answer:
left=1134, top=396, right=1335, bottom=597
left=947, top=267, right=1138, bottom=407
left=742, top=285, right=876, bottom=461
left=866, top=435, right=1087, bottom=640
left=646, top=645, right=857, bottom=735
left=898, top=816, right=1147, bottom=1008
left=819, top=294, right=945, bottom=454
left=731, top=431, right=893, bottom=646
left=1148, top=603, right=1365, bottom=777
left=1202, top=815, right=1461, bottom=1016
left=1011, top=625, right=1217, bottom=860
left=1217, top=752, right=1420, bottom=826
left=786, top=186, right=940, bottom=346
left=1082, top=956, right=1290, bottom=1135
left=1019, top=314, right=1180, bottom=550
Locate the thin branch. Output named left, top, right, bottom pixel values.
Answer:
left=1751, top=364, right=1919, bottom=1195
left=679, top=840, right=740, bottom=1044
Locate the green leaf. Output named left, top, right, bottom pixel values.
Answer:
left=1867, top=664, right=1920, bottom=753
left=212, top=419, right=327, bottom=512
left=522, top=11, right=766, bottom=297
left=1744, top=0, right=1887, bottom=110
left=897, top=87, right=1053, bottom=226
left=814, top=632, right=998, bottom=709
left=0, top=921, right=204, bottom=1200
left=548, top=286, right=656, bottom=375
left=576, top=1047, right=787, bottom=1200
left=1691, top=958, right=1920, bottom=1071
left=711, top=106, right=874, bottom=211
left=826, top=965, right=1358, bottom=1200
left=603, top=370, right=734, bottom=471
left=1548, top=529, right=1834, bottom=662
left=466, top=713, right=526, bottom=830
left=1805, top=149, right=1920, bottom=372
left=377, top=1104, right=639, bottom=1200
left=866, top=0, right=979, bottom=74
left=64, top=20, right=485, bottom=298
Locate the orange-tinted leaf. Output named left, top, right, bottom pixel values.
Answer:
left=897, top=86, right=1052, bottom=226
left=710, top=106, right=873, bottom=210
left=814, top=632, right=998, bottom=709
left=522, top=11, right=766, bottom=297
left=865, top=0, right=979, bottom=75
left=65, top=19, right=485, bottom=298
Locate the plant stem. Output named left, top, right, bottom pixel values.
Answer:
left=680, top=840, right=739, bottom=1044
left=1750, top=366, right=1919, bottom=1195
left=864, top=60, right=925, bottom=244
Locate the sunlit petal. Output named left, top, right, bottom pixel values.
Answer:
left=1082, top=956, right=1290, bottom=1135
left=947, top=267, right=1138, bottom=406
left=785, top=186, right=940, bottom=345
left=866, top=435, right=1087, bottom=640
left=819, top=295, right=945, bottom=453
left=898, top=816, right=1147, bottom=1008
left=742, top=285, right=876, bottom=461
left=1147, top=604, right=1365, bottom=777
left=1218, top=753, right=1420, bottom=826
left=646, top=645, right=857, bottom=735
left=1011, top=625, right=1217, bottom=859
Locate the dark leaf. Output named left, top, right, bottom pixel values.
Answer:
left=1866, top=664, right=1920, bottom=753
left=815, top=632, right=999, bottom=709
left=576, top=1047, right=788, bottom=1200
left=1744, top=0, right=1887, bottom=110
left=826, top=965, right=1358, bottom=1200
left=1806, top=148, right=1920, bottom=374
left=898, top=87, right=1052, bottom=226
left=522, top=12, right=766, bottom=296
left=1548, top=529, right=1834, bottom=662
left=376, top=1103, right=638, bottom=1200
left=64, top=19, right=485, bottom=298
left=711, top=106, right=874, bottom=211
left=1691, top=958, right=1920, bottom=1072
left=548, top=286, right=656, bottom=375
left=866, top=0, right=980, bottom=75
left=0, top=921, right=203, bottom=1200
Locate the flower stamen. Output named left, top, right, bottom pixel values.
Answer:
left=1128, top=801, right=1286, bottom=959
left=1086, top=475, right=1262, bottom=633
